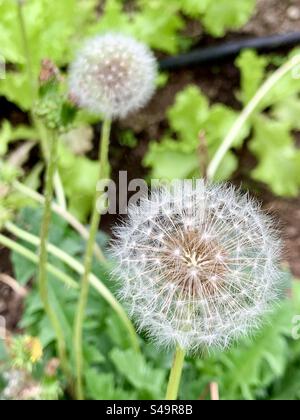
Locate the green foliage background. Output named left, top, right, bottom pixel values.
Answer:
left=1, top=0, right=300, bottom=400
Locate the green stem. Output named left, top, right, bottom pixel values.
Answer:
left=207, top=54, right=300, bottom=181
left=16, top=0, right=66, bottom=209
left=165, top=346, right=185, bottom=400
left=74, top=119, right=112, bottom=400
left=0, top=233, right=77, bottom=289
left=13, top=180, right=106, bottom=263
left=4, top=221, right=139, bottom=354
left=53, top=171, right=67, bottom=210
left=37, top=129, right=70, bottom=380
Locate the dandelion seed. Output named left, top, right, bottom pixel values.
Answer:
left=111, top=180, right=283, bottom=353
left=69, top=33, right=157, bottom=119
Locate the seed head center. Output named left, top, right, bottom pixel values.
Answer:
left=182, top=251, right=202, bottom=269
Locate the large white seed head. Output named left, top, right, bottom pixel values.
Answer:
left=111, top=181, right=283, bottom=354
left=68, top=33, right=157, bottom=119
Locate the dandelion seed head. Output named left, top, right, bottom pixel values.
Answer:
left=68, top=33, right=157, bottom=119
left=111, top=180, right=283, bottom=353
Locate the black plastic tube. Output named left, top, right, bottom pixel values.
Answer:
left=159, top=32, right=300, bottom=71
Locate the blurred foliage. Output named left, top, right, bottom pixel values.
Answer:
left=145, top=49, right=300, bottom=197
left=0, top=0, right=256, bottom=110
left=1, top=0, right=300, bottom=401
left=144, top=85, right=249, bottom=181
left=0, top=0, right=259, bottom=222
left=0, top=334, right=62, bottom=400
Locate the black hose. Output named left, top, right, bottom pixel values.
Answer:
left=159, top=32, right=300, bottom=71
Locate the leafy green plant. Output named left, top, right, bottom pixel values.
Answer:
left=0, top=0, right=98, bottom=110
left=145, top=49, right=300, bottom=198
left=144, top=85, right=249, bottom=181
left=0, top=0, right=257, bottom=111
left=6, top=221, right=300, bottom=400
left=0, top=0, right=259, bottom=221
left=0, top=334, right=62, bottom=400
left=237, top=50, right=300, bottom=196
left=1, top=0, right=300, bottom=402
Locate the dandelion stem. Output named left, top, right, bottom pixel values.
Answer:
left=74, top=119, right=112, bottom=400
left=4, top=220, right=140, bottom=354
left=0, top=233, right=77, bottom=290
left=207, top=54, right=300, bottom=180
left=37, top=129, right=70, bottom=381
left=13, top=180, right=106, bottom=263
left=16, top=0, right=66, bottom=209
left=165, top=346, right=185, bottom=400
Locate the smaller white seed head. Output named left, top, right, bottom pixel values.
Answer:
left=68, top=33, right=157, bottom=119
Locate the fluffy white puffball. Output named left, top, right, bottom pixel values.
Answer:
left=111, top=181, right=283, bottom=353
left=69, top=33, right=157, bottom=119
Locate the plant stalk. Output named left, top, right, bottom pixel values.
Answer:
left=74, top=119, right=112, bottom=400
left=4, top=221, right=140, bottom=354
left=0, top=233, right=77, bottom=289
left=37, top=129, right=70, bottom=380
left=13, top=180, right=106, bottom=263
left=207, top=54, right=300, bottom=180
left=16, top=0, right=66, bottom=209
left=165, top=346, right=185, bottom=400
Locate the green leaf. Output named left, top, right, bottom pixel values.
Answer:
left=203, top=104, right=250, bottom=149
left=11, top=249, right=36, bottom=285
left=168, top=85, right=210, bottom=147
left=236, top=50, right=269, bottom=104
left=261, top=50, right=300, bottom=108
left=213, top=151, right=238, bottom=182
left=249, top=116, right=300, bottom=196
left=220, top=302, right=292, bottom=400
left=0, top=0, right=24, bottom=63
left=272, top=96, right=300, bottom=131
left=11, top=206, right=75, bottom=285
left=90, top=0, right=185, bottom=54
left=0, top=120, right=37, bottom=156
left=105, top=313, right=133, bottom=350
left=110, top=348, right=166, bottom=399
left=271, top=367, right=300, bottom=400
left=133, top=1, right=185, bottom=54
left=88, top=0, right=131, bottom=36
left=84, top=345, right=105, bottom=366
left=178, top=0, right=211, bottom=16
left=144, top=138, right=200, bottom=180
left=144, top=86, right=247, bottom=182
left=0, top=72, right=33, bottom=111
left=58, top=144, right=99, bottom=222
left=0, top=0, right=98, bottom=110
left=195, top=296, right=293, bottom=400
left=85, top=369, right=137, bottom=400
left=202, top=0, right=256, bottom=37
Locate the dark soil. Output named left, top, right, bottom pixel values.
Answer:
left=0, top=249, right=24, bottom=331
left=1, top=0, right=300, bottom=330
